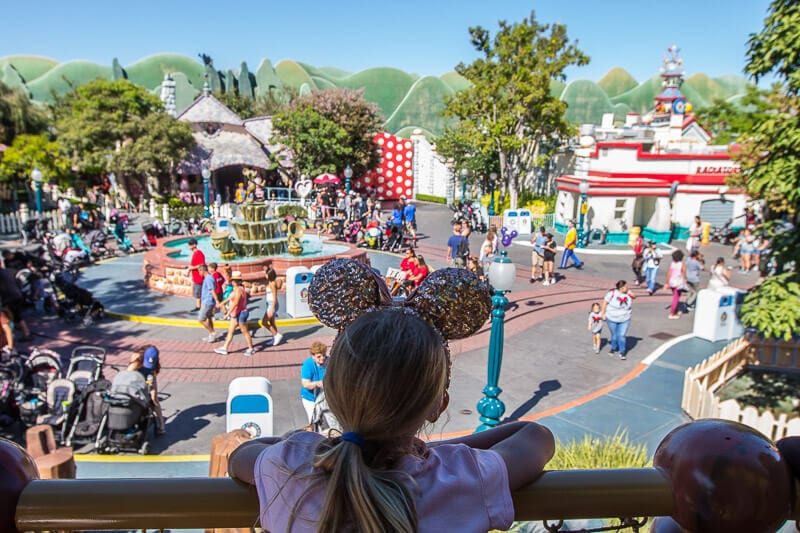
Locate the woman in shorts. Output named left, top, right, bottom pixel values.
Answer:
left=542, top=233, right=557, bottom=286
left=214, top=271, right=256, bottom=356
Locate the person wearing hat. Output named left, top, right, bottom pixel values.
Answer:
left=215, top=271, right=256, bottom=356
left=186, top=238, right=205, bottom=312
left=127, top=345, right=166, bottom=435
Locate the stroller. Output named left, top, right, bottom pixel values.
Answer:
left=310, top=391, right=341, bottom=437
left=361, top=222, right=383, bottom=249
left=139, top=222, right=163, bottom=250
left=85, top=229, right=114, bottom=259
left=95, top=370, right=153, bottom=454
left=65, top=345, right=106, bottom=393
left=17, top=348, right=64, bottom=428
left=112, top=222, right=135, bottom=254
left=33, top=377, right=77, bottom=444
left=63, top=377, right=111, bottom=447
left=381, top=223, right=405, bottom=252
left=0, top=349, right=25, bottom=427
left=53, top=271, right=105, bottom=326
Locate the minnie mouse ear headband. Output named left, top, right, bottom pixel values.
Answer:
left=308, top=258, right=492, bottom=341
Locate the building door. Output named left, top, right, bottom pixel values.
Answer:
left=699, top=198, right=735, bottom=227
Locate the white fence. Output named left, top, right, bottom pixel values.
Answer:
left=0, top=207, right=64, bottom=235
left=682, top=336, right=800, bottom=441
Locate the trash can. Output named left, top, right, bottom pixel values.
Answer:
left=502, top=210, right=519, bottom=232
left=693, top=288, right=745, bottom=342
left=226, top=376, right=273, bottom=438
left=286, top=266, right=314, bottom=318
left=517, top=210, right=532, bottom=235
left=701, top=222, right=712, bottom=245
left=628, top=226, right=641, bottom=247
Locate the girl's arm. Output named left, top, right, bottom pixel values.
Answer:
left=228, top=437, right=284, bottom=485
left=430, top=421, right=555, bottom=490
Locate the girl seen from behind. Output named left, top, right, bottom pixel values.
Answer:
left=229, top=261, right=555, bottom=532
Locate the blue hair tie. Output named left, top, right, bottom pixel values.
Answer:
left=341, top=432, right=365, bottom=448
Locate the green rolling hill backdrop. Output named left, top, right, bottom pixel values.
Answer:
left=0, top=53, right=751, bottom=137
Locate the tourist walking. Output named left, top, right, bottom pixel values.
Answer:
left=259, top=262, right=283, bottom=347
left=601, top=280, right=636, bottom=360
left=542, top=233, right=557, bottom=286
left=530, top=226, right=547, bottom=283
left=446, top=223, right=468, bottom=267
left=559, top=220, right=583, bottom=269
left=197, top=265, right=220, bottom=342
left=666, top=250, right=687, bottom=319
left=300, top=341, right=328, bottom=423
left=214, top=271, right=256, bottom=356
left=643, top=241, right=663, bottom=295
left=186, top=238, right=205, bottom=312
left=631, top=232, right=644, bottom=286
left=587, top=302, right=603, bottom=354
left=708, top=257, right=731, bottom=289
left=686, top=215, right=703, bottom=254
left=479, top=233, right=495, bottom=274
left=403, top=199, right=417, bottom=243
left=685, top=251, right=704, bottom=311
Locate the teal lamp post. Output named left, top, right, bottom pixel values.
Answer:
left=461, top=169, right=468, bottom=203
left=344, top=165, right=353, bottom=194
left=31, top=168, right=43, bottom=215
left=577, top=178, right=589, bottom=248
left=201, top=164, right=211, bottom=218
left=477, top=250, right=516, bottom=431
left=488, top=172, right=497, bottom=216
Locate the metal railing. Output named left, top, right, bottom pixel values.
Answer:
left=12, top=469, right=800, bottom=531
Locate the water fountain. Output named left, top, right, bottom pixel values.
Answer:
left=142, top=200, right=368, bottom=297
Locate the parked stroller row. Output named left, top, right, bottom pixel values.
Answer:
left=0, top=345, right=159, bottom=454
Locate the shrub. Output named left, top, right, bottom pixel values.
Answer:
left=481, top=190, right=556, bottom=214
left=416, top=194, right=447, bottom=204
left=277, top=204, right=309, bottom=219
left=549, top=430, right=650, bottom=470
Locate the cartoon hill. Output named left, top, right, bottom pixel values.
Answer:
left=597, top=67, right=638, bottom=98
left=0, top=53, right=752, bottom=136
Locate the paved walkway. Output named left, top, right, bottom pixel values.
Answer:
left=2, top=203, right=756, bottom=471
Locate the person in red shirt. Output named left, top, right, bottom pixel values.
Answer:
left=186, top=238, right=205, bottom=311
left=399, top=247, right=416, bottom=274
left=209, top=262, right=225, bottom=302
left=408, top=255, right=430, bottom=287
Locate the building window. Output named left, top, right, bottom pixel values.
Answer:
left=614, top=199, right=627, bottom=219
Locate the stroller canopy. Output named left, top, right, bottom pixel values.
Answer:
left=109, top=371, right=149, bottom=404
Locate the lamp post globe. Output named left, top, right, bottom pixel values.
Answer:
left=31, top=168, right=43, bottom=215
left=344, top=165, right=353, bottom=194
left=201, top=165, right=212, bottom=218
left=577, top=179, right=589, bottom=248
left=477, top=250, right=515, bottom=431
left=488, top=172, right=498, bottom=216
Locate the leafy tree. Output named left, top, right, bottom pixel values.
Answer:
left=215, top=87, right=297, bottom=120
left=0, top=133, right=71, bottom=185
left=695, top=86, right=769, bottom=144
left=52, top=79, right=195, bottom=199
left=435, top=126, right=499, bottom=192
left=271, top=88, right=382, bottom=180
left=443, top=11, right=589, bottom=208
left=0, top=80, right=48, bottom=145
left=734, top=0, right=800, bottom=340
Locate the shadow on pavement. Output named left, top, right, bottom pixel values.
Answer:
left=152, top=402, right=226, bottom=454
left=503, top=379, right=562, bottom=421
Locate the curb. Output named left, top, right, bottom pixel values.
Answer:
left=104, top=310, right=320, bottom=328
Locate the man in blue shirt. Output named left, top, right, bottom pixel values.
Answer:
left=300, top=341, right=328, bottom=423
left=446, top=223, right=467, bottom=267
left=530, top=226, right=547, bottom=283
left=403, top=199, right=417, bottom=242
left=197, top=264, right=220, bottom=343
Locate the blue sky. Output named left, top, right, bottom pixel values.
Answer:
left=1, top=0, right=771, bottom=83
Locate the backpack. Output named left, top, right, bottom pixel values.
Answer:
left=456, top=236, right=470, bottom=260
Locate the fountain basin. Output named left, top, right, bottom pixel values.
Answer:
left=142, top=233, right=369, bottom=297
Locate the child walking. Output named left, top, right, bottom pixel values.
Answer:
left=588, top=302, right=603, bottom=354
left=229, top=261, right=555, bottom=533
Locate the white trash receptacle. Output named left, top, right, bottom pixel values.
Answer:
left=693, top=289, right=742, bottom=342
left=226, top=376, right=273, bottom=438
left=502, top=210, right=519, bottom=232
left=717, top=286, right=746, bottom=339
left=517, top=210, right=532, bottom=235
left=215, top=217, right=230, bottom=232
left=286, top=266, right=314, bottom=318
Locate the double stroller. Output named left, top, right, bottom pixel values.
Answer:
left=139, top=222, right=165, bottom=250
left=95, top=370, right=155, bottom=454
